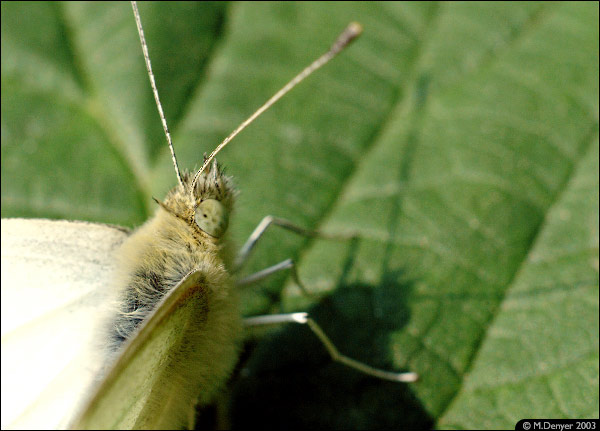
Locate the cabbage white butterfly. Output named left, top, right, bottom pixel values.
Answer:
left=1, top=2, right=417, bottom=429
left=1, top=219, right=126, bottom=429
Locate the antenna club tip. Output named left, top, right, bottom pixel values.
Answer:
left=398, top=372, right=419, bottom=383
left=348, top=22, right=363, bottom=37
left=334, top=22, right=362, bottom=49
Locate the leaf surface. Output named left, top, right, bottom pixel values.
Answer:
left=1, top=2, right=598, bottom=428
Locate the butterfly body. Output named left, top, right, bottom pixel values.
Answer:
left=100, top=167, right=242, bottom=426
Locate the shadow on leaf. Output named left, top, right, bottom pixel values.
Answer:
left=228, top=274, right=432, bottom=429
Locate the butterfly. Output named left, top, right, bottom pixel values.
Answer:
left=1, top=3, right=416, bottom=429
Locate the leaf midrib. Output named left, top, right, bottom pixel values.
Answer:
left=263, top=1, right=594, bottom=421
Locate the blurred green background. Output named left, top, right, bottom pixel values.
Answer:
left=1, top=2, right=598, bottom=429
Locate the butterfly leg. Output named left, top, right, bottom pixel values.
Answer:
left=237, top=219, right=418, bottom=382
left=236, top=258, right=313, bottom=296
left=243, top=312, right=418, bottom=382
left=233, top=215, right=354, bottom=273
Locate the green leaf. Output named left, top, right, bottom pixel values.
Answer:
left=2, top=1, right=598, bottom=429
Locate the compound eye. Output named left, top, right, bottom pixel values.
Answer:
left=194, top=199, right=229, bottom=237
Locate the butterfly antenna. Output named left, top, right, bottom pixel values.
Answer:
left=190, top=22, right=363, bottom=192
left=131, top=1, right=184, bottom=189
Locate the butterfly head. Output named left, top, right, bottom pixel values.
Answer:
left=158, top=159, right=235, bottom=239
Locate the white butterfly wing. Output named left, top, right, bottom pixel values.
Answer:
left=1, top=219, right=127, bottom=430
